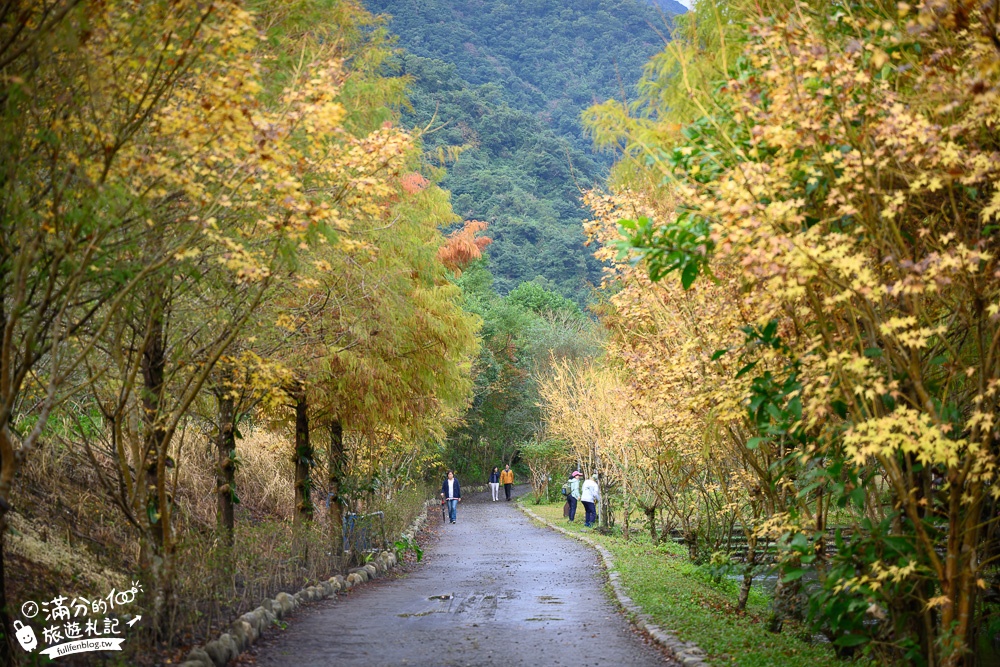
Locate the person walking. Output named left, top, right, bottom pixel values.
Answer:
left=489, top=466, right=501, bottom=502
left=566, top=470, right=583, bottom=522
left=581, top=473, right=600, bottom=528
left=441, top=470, right=461, bottom=524
left=500, top=464, right=514, bottom=501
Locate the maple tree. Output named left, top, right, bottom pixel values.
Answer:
left=539, top=359, right=646, bottom=533
left=582, top=0, right=1000, bottom=662
left=585, top=190, right=786, bottom=600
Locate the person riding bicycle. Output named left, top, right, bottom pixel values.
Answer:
left=440, top=470, right=462, bottom=524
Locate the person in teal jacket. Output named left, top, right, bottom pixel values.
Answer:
left=566, top=471, right=583, bottom=522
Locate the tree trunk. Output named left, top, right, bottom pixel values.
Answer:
left=768, top=560, right=802, bottom=633
left=0, top=281, right=11, bottom=665
left=215, top=387, right=236, bottom=548
left=0, top=281, right=12, bottom=663
left=0, top=482, right=11, bottom=666
left=293, top=390, right=313, bottom=526
left=686, top=528, right=700, bottom=562
left=645, top=506, right=657, bottom=542
left=139, top=301, right=175, bottom=638
left=328, top=419, right=345, bottom=564
left=622, top=498, right=630, bottom=539
left=738, top=533, right=757, bottom=611
left=814, top=488, right=825, bottom=577
left=141, top=307, right=168, bottom=554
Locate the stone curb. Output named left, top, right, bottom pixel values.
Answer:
left=178, top=500, right=435, bottom=667
left=519, top=504, right=710, bottom=667
left=401, top=498, right=437, bottom=543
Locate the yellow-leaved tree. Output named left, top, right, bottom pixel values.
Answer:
left=583, top=0, right=1000, bottom=662
left=1, top=0, right=480, bottom=653
left=0, top=0, right=307, bottom=648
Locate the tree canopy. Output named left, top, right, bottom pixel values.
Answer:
left=577, top=1, right=1000, bottom=663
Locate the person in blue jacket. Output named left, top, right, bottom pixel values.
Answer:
left=441, top=470, right=462, bottom=524
left=488, top=466, right=501, bottom=501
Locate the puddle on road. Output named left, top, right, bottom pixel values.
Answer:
left=398, top=594, right=453, bottom=617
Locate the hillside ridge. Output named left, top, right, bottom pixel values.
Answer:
left=366, top=0, right=684, bottom=302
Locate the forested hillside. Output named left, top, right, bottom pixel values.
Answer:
left=365, top=0, right=684, bottom=302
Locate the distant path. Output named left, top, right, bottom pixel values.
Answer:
left=250, top=486, right=673, bottom=667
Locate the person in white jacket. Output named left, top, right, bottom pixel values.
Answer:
left=581, top=473, right=601, bottom=528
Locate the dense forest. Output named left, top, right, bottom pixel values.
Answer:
left=365, top=0, right=685, bottom=302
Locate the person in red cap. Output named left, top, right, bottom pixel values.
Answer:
left=566, top=471, right=583, bottom=522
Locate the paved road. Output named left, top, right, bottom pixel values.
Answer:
left=251, top=487, right=673, bottom=667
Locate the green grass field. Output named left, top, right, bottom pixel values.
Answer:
left=524, top=502, right=849, bottom=667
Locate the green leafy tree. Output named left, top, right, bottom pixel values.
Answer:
left=448, top=263, right=601, bottom=479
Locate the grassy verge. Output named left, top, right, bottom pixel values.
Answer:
left=525, top=501, right=846, bottom=667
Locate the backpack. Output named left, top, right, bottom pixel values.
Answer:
left=561, top=482, right=570, bottom=496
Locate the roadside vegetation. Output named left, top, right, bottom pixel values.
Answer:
left=528, top=502, right=843, bottom=667
left=527, top=1, right=1000, bottom=665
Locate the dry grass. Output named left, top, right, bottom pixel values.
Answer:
left=7, top=512, right=127, bottom=595
left=233, top=429, right=296, bottom=519
left=173, top=428, right=295, bottom=526
left=13, top=423, right=432, bottom=661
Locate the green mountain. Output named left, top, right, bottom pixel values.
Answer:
left=367, top=0, right=684, bottom=303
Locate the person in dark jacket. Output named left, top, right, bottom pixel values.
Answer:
left=441, top=470, right=462, bottom=524
left=489, top=466, right=501, bottom=501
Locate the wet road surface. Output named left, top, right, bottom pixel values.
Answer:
left=251, top=487, right=674, bottom=667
